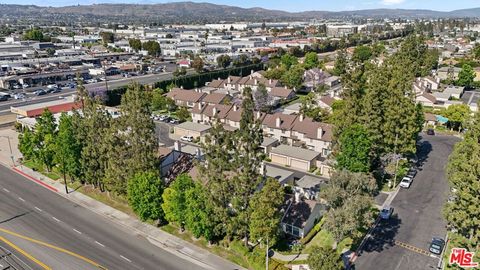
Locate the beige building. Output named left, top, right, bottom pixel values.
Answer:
left=270, top=145, right=320, bottom=171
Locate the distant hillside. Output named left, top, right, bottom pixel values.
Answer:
left=0, top=2, right=479, bottom=24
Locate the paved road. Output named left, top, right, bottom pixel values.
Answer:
left=0, top=71, right=194, bottom=116
left=155, top=121, right=175, bottom=147
left=355, top=135, right=459, bottom=270
left=0, top=165, right=207, bottom=270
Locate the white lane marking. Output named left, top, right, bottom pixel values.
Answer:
left=95, top=241, right=105, bottom=247
left=18, top=197, right=25, bottom=202
left=34, top=207, right=43, bottom=212
left=52, top=217, right=60, bottom=222
left=120, top=255, right=132, bottom=263
left=3, top=188, right=9, bottom=193
left=73, top=229, right=82, bottom=234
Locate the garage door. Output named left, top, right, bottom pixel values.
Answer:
left=175, top=127, right=188, bottom=137
left=271, top=154, right=287, bottom=166
left=291, top=158, right=309, bottom=171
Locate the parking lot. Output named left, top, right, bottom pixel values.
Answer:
left=355, top=135, right=459, bottom=270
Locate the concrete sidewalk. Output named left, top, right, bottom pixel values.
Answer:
left=0, top=128, right=244, bottom=270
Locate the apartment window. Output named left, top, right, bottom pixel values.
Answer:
left=322, top=148, right=329, bottom=156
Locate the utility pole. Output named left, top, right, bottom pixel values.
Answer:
left=393, top=133, right=399, bottom=188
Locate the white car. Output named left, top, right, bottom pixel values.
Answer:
left=13, top=93, right=26, bottom=99
left=180, top=135, right=194, bottom=142
left=399, top=177, right=413, bottom=188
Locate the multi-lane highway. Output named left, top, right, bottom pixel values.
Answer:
left=0, top=165, right=210, bottom=270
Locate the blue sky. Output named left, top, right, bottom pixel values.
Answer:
left=1, top=0, right=479, bottom=11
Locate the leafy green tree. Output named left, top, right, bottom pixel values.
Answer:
left=248, top=178, right=284, bottom=246
left=105, top=83, right=158, bottom=195
left=304, top=52, right=319, bottom=69
left=23, top=29, right=44, bottom=41
left=54, top=113, right=82, bottom=188
left=456, top=64, right=476, bottom=88
left=323, top=195, right=374, bottom=242
left=100, top=31, right=114, bottom=45
left=280, top=53, right=298, bottom=69
left=281, top=65, right=304, bottom=89
left=184, top=182, right=216, bottom=241
left=128, top=38, right=142, bottom=52
left=444, top=104, right=471, bottom=131
left=34, top=109, right=57, bottom=172
left=78, top=93, right=111, bottom=190
left=142, top=41, right=161, bottom=56
left=308, top=246, right=343, bottom=270
left=336, top=124, right=372, bottom=172
left=127, top=171, right=164, bottom=221
left=46, top=48, right=56, bottom=57
left=216, top=54, right=231, bottom=68
left=231, top=87, right=265, bottom=245
left=265, top=66, right=286, bottom=80
left=176, top=107, right=190, bottom=122
left=352, top=45, right=373, bottom=63
left=18, top=128, right=35, bottom=161
left=192, top=55, right=204, bottom=73
left=332, top=49, right=347, bottom=76
left=161, top=174, right=195, bottom=225
left=199, top=121, right=235, bottom=238
left=444, top=112, right=480, bottom=256
left=152, top=89, right=176, bottom=111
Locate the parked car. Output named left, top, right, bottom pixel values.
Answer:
left=34, top=89, right=47, bottom=96
left=380, top=206, right=393, bottom=220
left=158, top=115, right=169, bottom=121
left=429, top=238, right=445, bottom=255
left=162, top=117, right=171, bottom=123
left=427, top=129, right=435, bottom=135
left=169, top=119, right=179, bottom=124
left=46, top=84, right=58, bottom=89
left=0, top=95, right=8, bottom=101
left=180, top=135, right=194, bottom=142
left=13, top=93, right=26, bottom=99
left=406, top=168, right=417, bottom=178
left=399, top=177, right=413, bottom=188
left=50, top=88, right=61, bottom=93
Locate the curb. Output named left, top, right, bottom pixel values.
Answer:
left=11, top=167, right=58, bottom=193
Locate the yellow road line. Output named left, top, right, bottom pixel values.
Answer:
left=0, top=227, right=107, bottom=269
left=0, top=236, right=51, bottom=270
left=394, top=240, right=430, bottom=256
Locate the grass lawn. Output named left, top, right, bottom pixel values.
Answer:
left=304, top=229, right=334, bottom=253
left=22, top=159, right=60, bottom=180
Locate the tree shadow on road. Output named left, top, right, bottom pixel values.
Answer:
left=358, top=214, right=402, bottom=255
left=416, top=138, right=432, bottom=169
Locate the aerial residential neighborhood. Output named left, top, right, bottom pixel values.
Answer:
left=0, top=1, right=479, bottom=270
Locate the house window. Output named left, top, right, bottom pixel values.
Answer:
left=322, top=148, right=329, bottom=156
left=292, top=226, right=300, bottom=237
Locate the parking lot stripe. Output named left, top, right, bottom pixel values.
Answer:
left=394, top=240, right=431, bottom=256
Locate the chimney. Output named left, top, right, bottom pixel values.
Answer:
left=251, top=69, right=254, bottom=75
left=254, top=79, right=258, bottom=85
left=218, top=77, right=221, bottom=80
left=317, top=127, right=323, bottom=139
left=227, top=77, right=231, bottom=83
left=197, top=102, right=202, bottom=110
left=174, top=141, right=181, bottom=152
left=299, top=114, right=304, bottom=122
left=275, top=117, right=281, bottom=128
left=233, top=104, right=238, bottom=111
left=285, top=85, right=287, bottom=89
left=269, top=79, right=272, bottom=84
left=180, top=85, right=184, bottom=89
left=195, top=148, right=202, bottom=159
left=256, top=111, right=261, bottom=119
left=212, top=107, right=217, bottom=117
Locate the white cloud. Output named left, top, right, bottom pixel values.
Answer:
left=381, top=0, right=406, bottom=5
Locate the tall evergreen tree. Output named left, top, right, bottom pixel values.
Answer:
left=55, top=113, right=82, bottom=190
left=104, top=83, right=158, bottom=195
left=34, top=109, right=57, bottom=172
left=231, top=87, right=265, bottom=246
